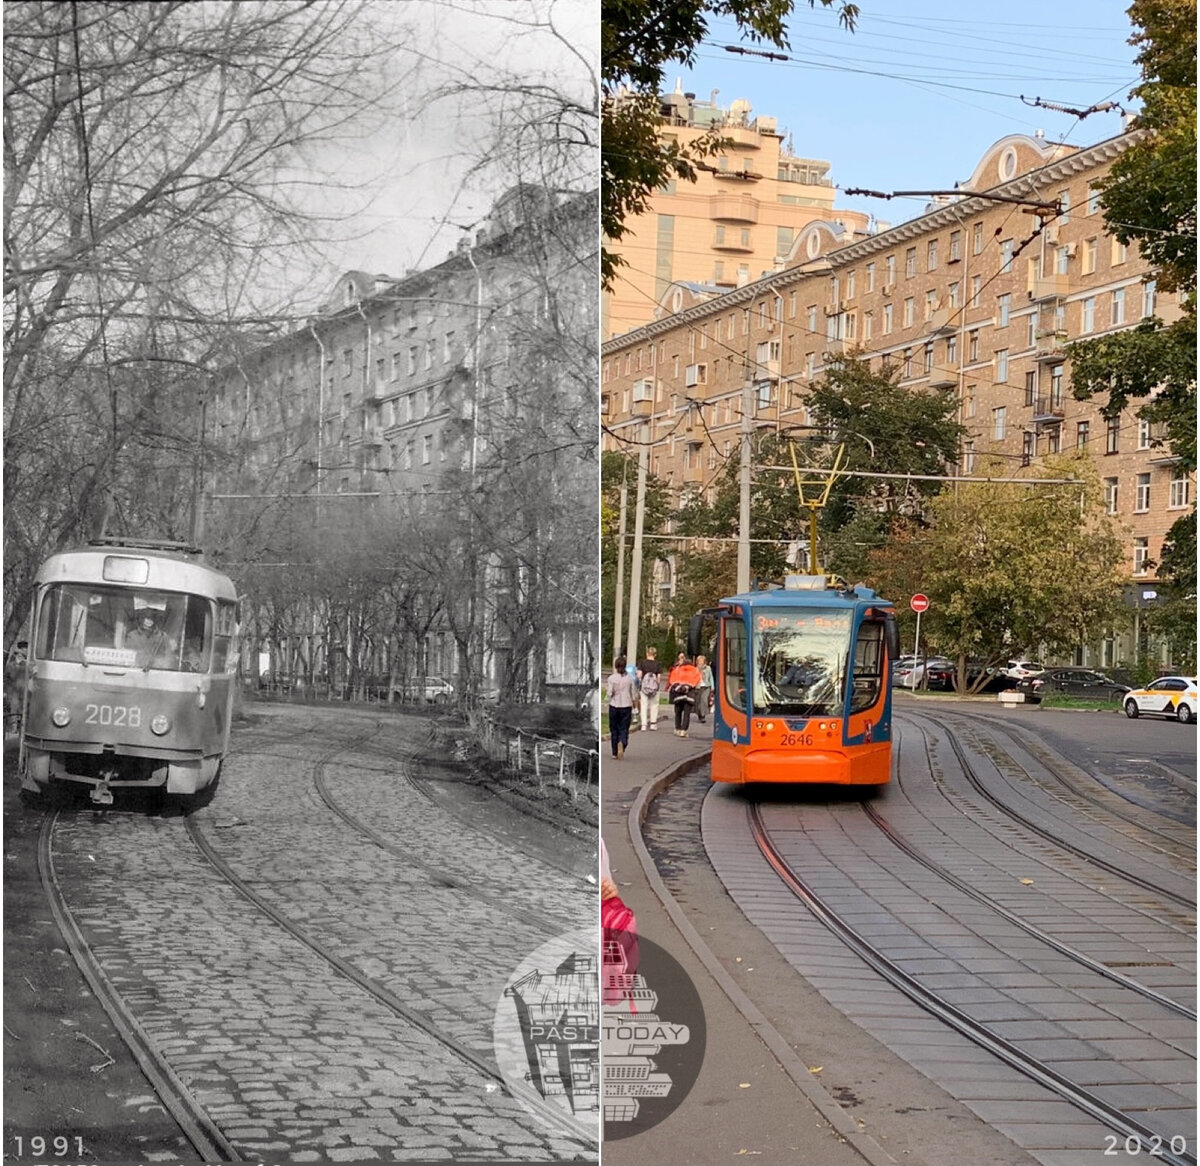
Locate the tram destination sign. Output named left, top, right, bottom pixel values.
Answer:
left=910, top=593, right=930, bottom=613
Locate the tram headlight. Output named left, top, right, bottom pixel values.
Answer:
left=51, top=706, right=71, bottom=727
left=150, top=714, right=171, bottom=736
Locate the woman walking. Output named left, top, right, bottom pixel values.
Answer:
left=666, top=655, right=702, bottom=737
left=606, top=655, right=635, bottom=759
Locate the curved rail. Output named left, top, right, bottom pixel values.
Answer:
left=182, top=814, right=591, bottom=1149
left=748, top=802, right=1196, bottom=1166
left=38, top=812, right=242, bottom=1163
left=861, top=800, right=1195, bottom=1020
left=898, top=711, right=1196, bottom=911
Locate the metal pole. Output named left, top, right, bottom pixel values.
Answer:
left=737, top=377, right=753, bottom=592
left=625, top=436, right=648, bottom=666
left=612, top=467, right=629, bottom=662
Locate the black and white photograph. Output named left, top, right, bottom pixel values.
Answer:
left=4, top=2, right=600, bottom=1163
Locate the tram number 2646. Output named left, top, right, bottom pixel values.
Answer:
left=778, top=732, right=815, bottom=747
left=85, top=703, right=142, bottom=728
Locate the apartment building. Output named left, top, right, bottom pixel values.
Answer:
left=601, top=132, right=1191, bottom=668
left=604, top=88, right=871, bottom=338
left=211, top=185, right=598, bottom=697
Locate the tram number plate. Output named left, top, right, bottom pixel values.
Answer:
left=779, top=732, right=814, bottom=747
left=85, top=703, right=142, bottom=728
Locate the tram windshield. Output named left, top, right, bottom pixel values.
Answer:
left=750, top=607, right=853, bottom=716
left=36, top=584, right=213, bottom=672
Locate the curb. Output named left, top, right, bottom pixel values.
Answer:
left=626, top=757, right=898, bottom=1166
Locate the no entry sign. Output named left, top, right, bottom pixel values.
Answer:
left=910, top=594, right=930, bottom=613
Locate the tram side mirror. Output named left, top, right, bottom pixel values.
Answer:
left=688, top=608, right=722, bottom=659
left=884, top=613, right=900, bottom=663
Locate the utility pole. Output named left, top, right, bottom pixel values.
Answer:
left=612, top=466, right=629, bottom=664
left=736, top=374, right=754, bottom=592
left=625, top=433, right=649, bottom=666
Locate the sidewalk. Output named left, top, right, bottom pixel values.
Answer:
left=601, top=713, right=889, bottom=1166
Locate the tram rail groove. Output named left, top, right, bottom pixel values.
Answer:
left=182, top=813, right=591, bottom=1149
left=747, top=802, right=1196, bottom=1166
left=37, top=810, right=242, bottom=1164
left=897, top=711, right=1196, bottom=911
left=860, top=799, right=1196, bottom=1020
left=916, top=706, right=1196, bottom=853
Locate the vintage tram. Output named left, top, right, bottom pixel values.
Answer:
left=689, top=574, right=899, bottom=787
left=18, top=538, right=240, bottom=805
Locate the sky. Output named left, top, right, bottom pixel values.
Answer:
left=672, top=0, right=1143, bottom=231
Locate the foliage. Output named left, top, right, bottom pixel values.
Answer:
left=864, top=455, right=1128, bottom=694
left=600, top=0, right=858, bottom=287
left=1065, top=0, right=1196, bottom=660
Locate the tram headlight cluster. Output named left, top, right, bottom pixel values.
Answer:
left=51, top=706, right=71, bottom=727
left=150, top=714, right=171, bottom=736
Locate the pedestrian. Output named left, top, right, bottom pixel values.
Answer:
left=694, top=654, right=714, bottom=724
left=600, top=839, right=638, bottom=1006
left=605, top=655, right=635, bottom=759
left=636, top=646, right=662, bottom=731
left=666, top=655, right=702, bottom=737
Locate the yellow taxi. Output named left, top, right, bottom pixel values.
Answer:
left=1123, top=676, right=1197, bottom=724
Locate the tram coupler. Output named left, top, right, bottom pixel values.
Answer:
left=90, top=772, right=116, bottom=806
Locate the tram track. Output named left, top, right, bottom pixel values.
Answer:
left=897, top=710, right=1196, bottom=912
left=746, top=800, right=1195, bottom=1166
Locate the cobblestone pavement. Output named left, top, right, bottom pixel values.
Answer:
left=46, top=704, right=598, bottom=1162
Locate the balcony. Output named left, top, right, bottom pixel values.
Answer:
left=1032, top=395, right=1065, bottom=423
left=709, top=193, right=760, bottom=223
left=680, top=461, right=705, bottom=484
left=928, top=308, right=956, bottom=335
left=713, top=236, right=754, bottom=253
left=1028, top=274, right=1069, bottom=302
left=928, top=363, right=958, bottom=389
left=1033, top=331, right=1068, bottom=363
left=753, top=358, right=780, bottom=382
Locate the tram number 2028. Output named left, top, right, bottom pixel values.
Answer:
left=85, top=703, right=142, bottom=728
left=779, top=732, right=814, bottom=747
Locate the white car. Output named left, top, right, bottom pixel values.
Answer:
left=391, top=676, right=454, bottom=703
left=1123, top=676, right=1197, bottom=724
left=1004, top=659, right=1045, bottom=680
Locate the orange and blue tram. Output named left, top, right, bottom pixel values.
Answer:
left=689, top=574, right=899, bottom=786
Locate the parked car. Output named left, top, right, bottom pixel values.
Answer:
left=1016, top=667, right=1130, bottom=704
left=896, top=657, right=954, bottom=689
left=1123, top=676, right=1197, bottom=723
left=1004, top=659, right=1045, bottom=680
left=960, top=661, right=1018, bottom=693
left=391, top=676, right=454, bottom=703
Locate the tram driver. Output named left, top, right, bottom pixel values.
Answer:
left=126, top=604, right=178, bottom=670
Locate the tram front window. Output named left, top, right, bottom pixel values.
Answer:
left=37, top=585, right=213, bottom=672
left=752, top=608, right=851, bottom=716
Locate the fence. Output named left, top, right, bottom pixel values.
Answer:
left=465, top=710, right=599, bottom=803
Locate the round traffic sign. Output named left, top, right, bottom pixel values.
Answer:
left=910, top=593, right=930, bottom=613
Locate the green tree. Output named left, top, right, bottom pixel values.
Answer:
left=1065, top=0, right=1196, bottom=661
left=865, top=456, right=1128, bottom=693
left=601, top=0, right=858, bottom=287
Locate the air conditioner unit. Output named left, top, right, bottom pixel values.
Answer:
left=881, top=283, right=895, bottom=297
left=1044, top=225, right=1060, bottom=244
left=1064, top=242, right=1077, bottom=258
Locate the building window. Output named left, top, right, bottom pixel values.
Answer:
left=424, top=342, right=433, bottom=370
left=1000, top=239, right=1014, bottom=272
left=865, top=262, right=875, bottom=291
left=925, top=289, right=938, bottom=320
left=1104, top=477, right=1119, bottom=514
left=1027, top=314, right=1037, bottom=348
left=965, top=387, right=976, bottom=419
left=342, top=348, right=353, bottom=376
left=885, top=255, right=896, bottom=285
left=1135, top=473, right=1151, bottom=512
left=882, top=303, right=893, bottom=334
left=964, top=441, right=976, bottom=474
left=927, top=239, right=938, bottom=270
left=948, top=281, right=960, bottom=309
left=1083, top=237, right=1097, bottom=274
left=903, top=349, right=913, bottom=378
left=1050, top=363, right=1063, bottom=407
left=946, top=333, right=957, bottom=363
left=1106, top=416, right=1120, bottom=454
left=845, top=273, right=855, bottom=300
left=1137, top=417, right=1151, bottom=449
left=923, top=343, right=933, bottom=374
left=949, top=230, right=961, bottom=261
left=1077, top=420, right=1090, bottom=449
left=998, top=294, right=1011, bottom=327
left=1024, top=370, right=1037, bottom=406
left=1111, top=287, right=1125, bottom=326
left=905, top=247, right=916, bottom=278
left=971, top=275, right=982, bottom=308
left=863, top=311, right=874, bottom=341
left=972, top=222, right=983, bottom=254
left=422, top=434, right=432, bottom=464
left=1112, top=238, right=1128, bottom=265
left=1087, top=185, right=1102, bottom=215
left=1022, top=431, right=1035, bottom=465
left=903, top=297, right=914, bottom=327
left=713, top=260, right=725, bottom=282
left=807, top=305, right=818, bottom=333
left=1143, top=279, right=1157, bottom=318
left=1082, top=297, right=1096, bottom=333
left=995, top=349, right=1008, bottom=383
left=969, top=330, right=979, bottom=362
left=392, top=353, right=402, bottom=380
left=992, top=406, right=1006, bottom=441
left=1058, top=189, right=1070, bottom=223
left=1056, top=246, right=1070, bottom=275
left=1133, top=537, right=1150, bottom=575
left=1046, top=425, right=1061, bottom=454
left=1169, top=471, right=1189, bottom=509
